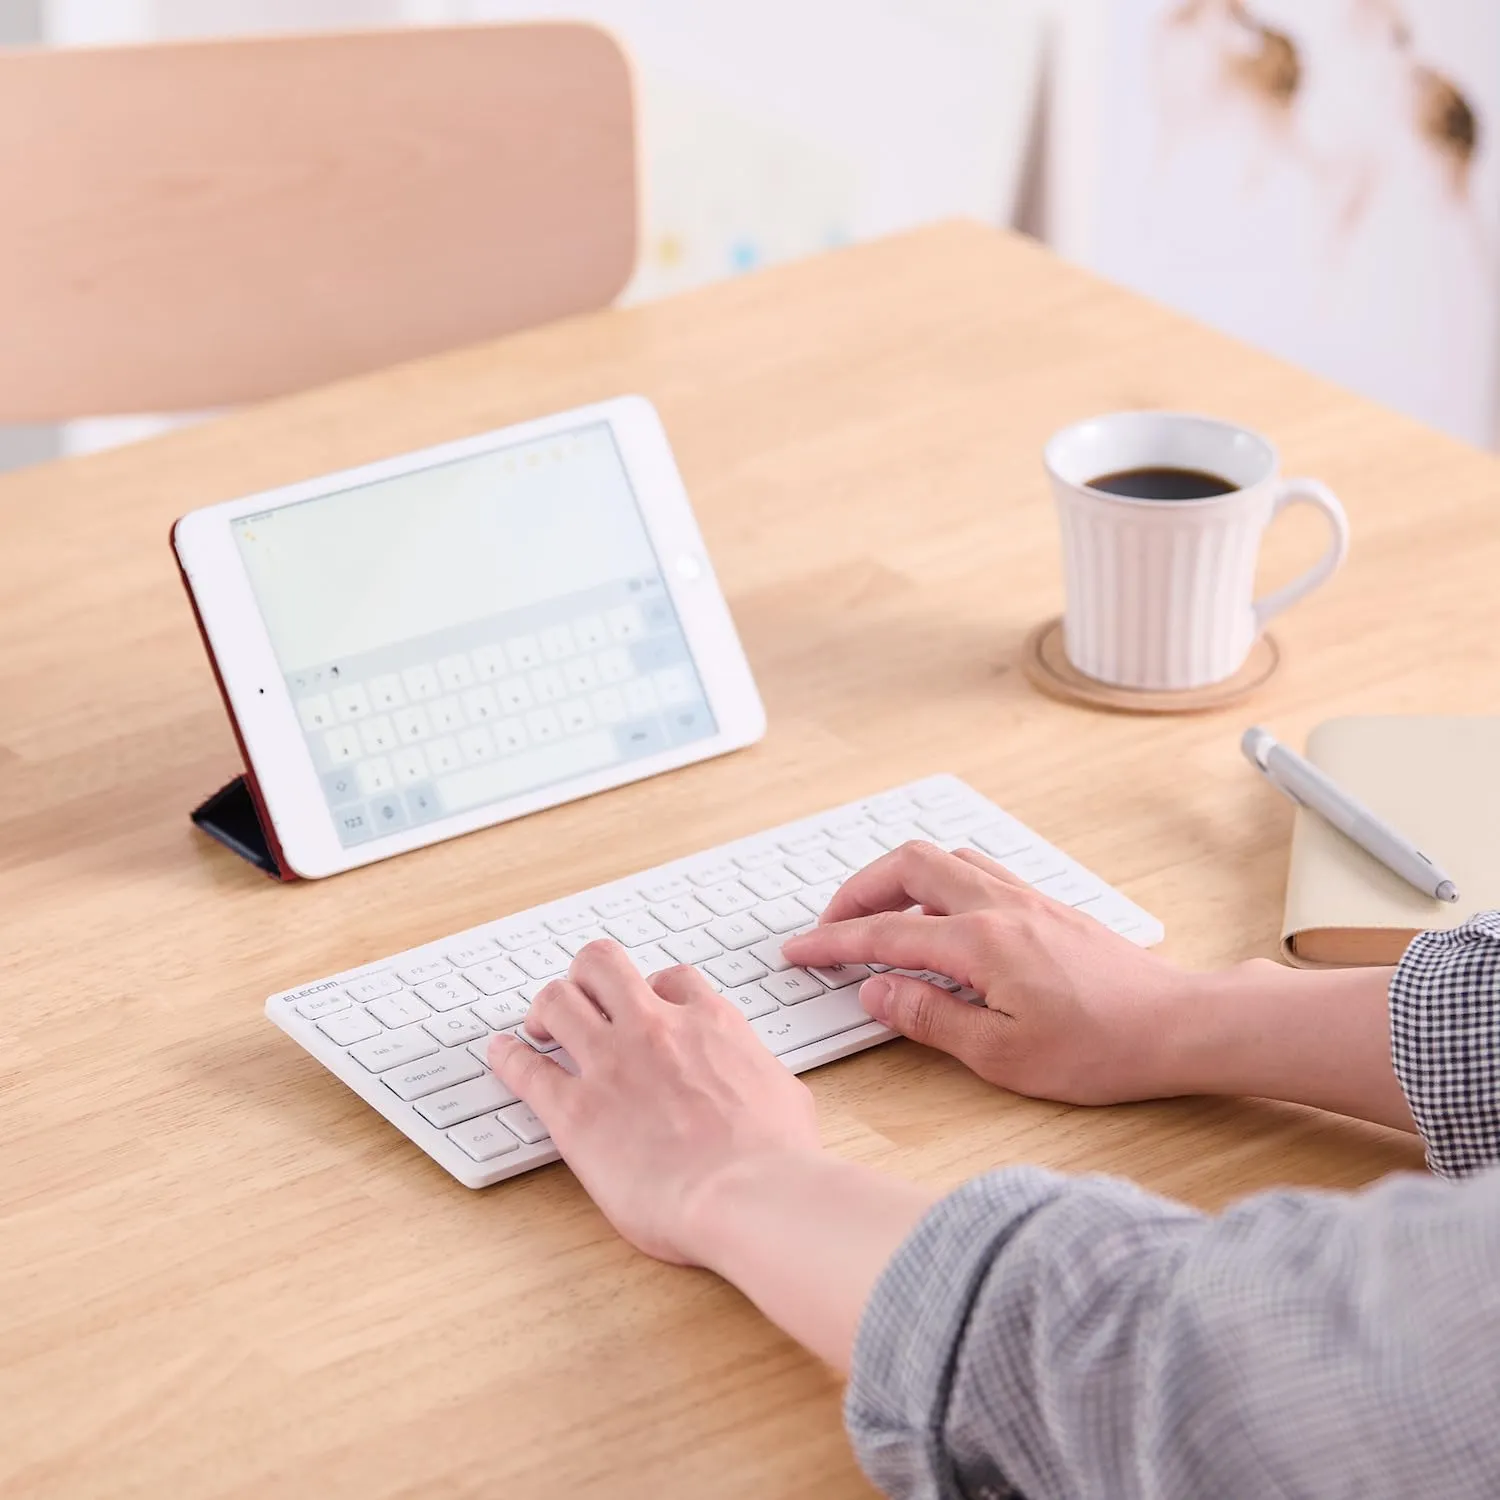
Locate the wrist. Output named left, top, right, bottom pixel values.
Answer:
left=679, top=1147, right=832, bottom=1275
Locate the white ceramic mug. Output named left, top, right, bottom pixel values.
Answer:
left=1044, top=412, right=1350, bottom=691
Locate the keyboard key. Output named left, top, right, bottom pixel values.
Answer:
left=346, top=971, right=402, bottom=1003
left=511, top=943, right=569, bottom=979
left=808, top=963, right=872, bottom=990
left=463, top=957, right=526, bottom=994
left=497, top=1101, right=550, bottom=1144
left=355, top=758, right=394, bottom=796
left=660, top=929, right=724, bottom=965
left=559, top=927, right=608, bottom=956
left=593, top=894, right=644, bottom=920
left=752, top=898, right=815, bottom=934
left=597, top=647, right=633, bottom=684
left=795, top=882, right=840, bottom=916
left=437, top=654, right=474, bottom=690
left=780, top=833, right=830, bottom=857
left=606, top=603, right=646, bottom=642
left=519, top=1023, right=561, bottom=1054
left=421, top=1009, right=489, bottom=1047
left=1001, top=846, right=1068, bottom=883
left=624, top=943, right=674, bottom=977
left=573, top=613, right=609, bottom=649
left=541, top=623, right=576, bottom=660
left=653, top=666, right=693, bottom=705
left=332, top=684, right=371, bottom=721
left=530, top=667, right=568, bottom=705
left=649, top=897, right=713, bottom=931
left=751, top=987, right=873, bottom=1056
left=430, top=696, right=465, bottom=733
left=368, top=674, right=406, bottom=711
left=698, top=881, right=758, bottom=917
left=317, top=1008, right=383, bottom=1045
left=741, top=865, right=802, bottom=900
left=506, top=635, right=543, bottom=671
left=414, top=974, right=480, bottom=1011
left=687, top=861, right=741, bottom=888
left=827, top=836, right=885, bottom=869
left=913, top=783, right=969, bottom=810
left=761, top=969, right=825, bottom=1005
left=392, top=746, right=429, bottom=786
left=472, top=644, right=509, bottom=680
left=414, top=1072, right=518, bottom=1127
left=1034, top=871, right=1104, bottom=907
left=447, top=938, right=498, bottom=967
left=462, top=686, right=500, bottom=723
left=639, top=877, right=688, bottom=903
left=560, top=700, right=595, bottom=734
left=605, top=912, right=669, bottom=947
left=425, top=736, right=462, bottom=774
left=525, top=707, right=562, bottom=743
left=294, top=990, right=352, bottom=1019
left=748, top=935, right=793, bottom=973
left=368, top=992, right=434, bottom=1028
left=867, top=795, right=919, bottom=824
left=495, top=677, right=533, bottom=713
left=872, top=822, right=926, bottom=851
left=784, top=851, right=846, bottom=884
left=498, top=925, right=549, bottom=949
left=591, top=686, right=627, bottom=723
left=720, top=982, right=777, bottom=1020
left=449, top=1114, right=521, bottom=1161
left=564, top=658, right=599, bottom=693
left=459, top=726, right=496, bottom=764
left=824, top=815, right=876, bottom=840
left=385, top=1049, right=485, bottom=1100
left=401, top=664, right=440, bottom=701
left=297, top=693, right=336, bottom=731
left=704, top=952, right=768, bottom=988
left=917, top=807, right=986, bottom=840
left=396, top=959, right=451, bottom=985
left=971, top=820, right=1032, bottom=858
left=733, top=846, right=788, bottom=871
left=545, top=909, right=600, bottom=936
left=624, top=678, right=659, bottom=716
left=324, top=726, right=361, bottom=764
left=473, top=993, right=530, bottom=1030
left=348, top=1026, right=439, bottom=1073
left=706, top=913, right=769, bottom=950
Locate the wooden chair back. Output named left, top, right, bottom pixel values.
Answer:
left=0, top=24, right=637, bottom=422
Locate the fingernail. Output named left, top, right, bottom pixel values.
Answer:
left=860, top=976, right=893, bottom=1020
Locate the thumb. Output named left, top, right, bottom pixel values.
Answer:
left=860, top=974, right=990, bottom=1062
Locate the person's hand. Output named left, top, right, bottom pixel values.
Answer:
left=781, top=841, right=1197, bottom=1106
left=488, top=940, right=822, bottom=1265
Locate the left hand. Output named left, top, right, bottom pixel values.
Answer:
left=488, top=939, right=822, bottom=1265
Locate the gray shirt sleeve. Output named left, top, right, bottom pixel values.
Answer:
left=845, top=920, right=1500, bottom=1500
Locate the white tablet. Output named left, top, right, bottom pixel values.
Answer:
left=173, top=396, right=766, bottom=879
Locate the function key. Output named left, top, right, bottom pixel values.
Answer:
left=545, top=909, right=601, bottom=935
left=824, top=815, right=876, bottom=840
left=916, top=807, right=986, bottom=840
left=446, top=938, right=499, bottom=968
left=686, top=861, right=740, bottom=888
left=866, top=794, right=920, bottom=824
left=640, top=877, right=691, bottom=903
left=733, top=847, right=786, bottom=872
left=593, top=894, right=644, bottom=921
left=780, top=833, right=830, bottom=857
left=346, top=971, right=403, bottom=1003
left=294, top=990, right=352, bottom=1020
left=395, top=958, right=451, bottom=986
left=912, top=783, right=970, bottom=810
left=498, top=925, right=549, bottom=951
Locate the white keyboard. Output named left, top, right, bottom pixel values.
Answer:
left=266, top=775, right=1164, bottom=1189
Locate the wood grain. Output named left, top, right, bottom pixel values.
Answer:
left=4, top=221, right=1487, bottom=1499
left=0, top=24, right=636, bottom=422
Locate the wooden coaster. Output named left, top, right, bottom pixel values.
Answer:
left=1020, top=617, right=1281, bottom=715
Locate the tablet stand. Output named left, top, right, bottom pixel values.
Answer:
left=191, top=775, right=292, bottom=879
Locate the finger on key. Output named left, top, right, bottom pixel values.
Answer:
left=783, top=909, right=978, bottom=984
left=569, top=937, right=661, bottom=1023
left=525, top=978, right=608, bottom=1060
left=816, top=841, right=1007, bottom=925
left=649, top=964, right=720, bottom=1006
left=490, top=1031, right=573, bottom=1116
left=950, top=846, right=1030, bottom=889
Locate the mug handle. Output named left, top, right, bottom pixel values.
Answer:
left=1252, top=477, right=1350, bottom=634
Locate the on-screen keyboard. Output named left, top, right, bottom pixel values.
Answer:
left=265, top=775, right=1164, bottom=1188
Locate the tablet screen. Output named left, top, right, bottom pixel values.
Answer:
left=231, top=422, right=718, bottom=846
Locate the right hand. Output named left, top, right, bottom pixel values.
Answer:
left=781, top=841, right=1197, bottom=1106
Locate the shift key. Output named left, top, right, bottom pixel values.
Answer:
left=413, top=1072, right=519, bottom=1127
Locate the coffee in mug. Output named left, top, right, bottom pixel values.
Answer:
left=1044, top=412, right=1349, bottom=691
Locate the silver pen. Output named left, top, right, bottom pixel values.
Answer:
left=1241, top=726, right=1459, bottom=903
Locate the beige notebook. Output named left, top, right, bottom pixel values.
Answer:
left=1282, top=716, right=1500, bottom=966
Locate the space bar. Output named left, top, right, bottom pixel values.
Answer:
left=751, top=986, right=875, bottom=1057
left=436, top=731, right=620, bottom=814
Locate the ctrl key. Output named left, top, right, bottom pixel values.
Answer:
left=448, top=1113, right=521, bottom=1162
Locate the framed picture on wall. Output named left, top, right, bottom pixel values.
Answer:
left=1048, top=0, right=1500, bottom=448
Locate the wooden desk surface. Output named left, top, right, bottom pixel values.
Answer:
left=3, top=221, right=1490, bottom=1499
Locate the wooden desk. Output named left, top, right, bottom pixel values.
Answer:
left=3, top=221, right=1488, bottom=1499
